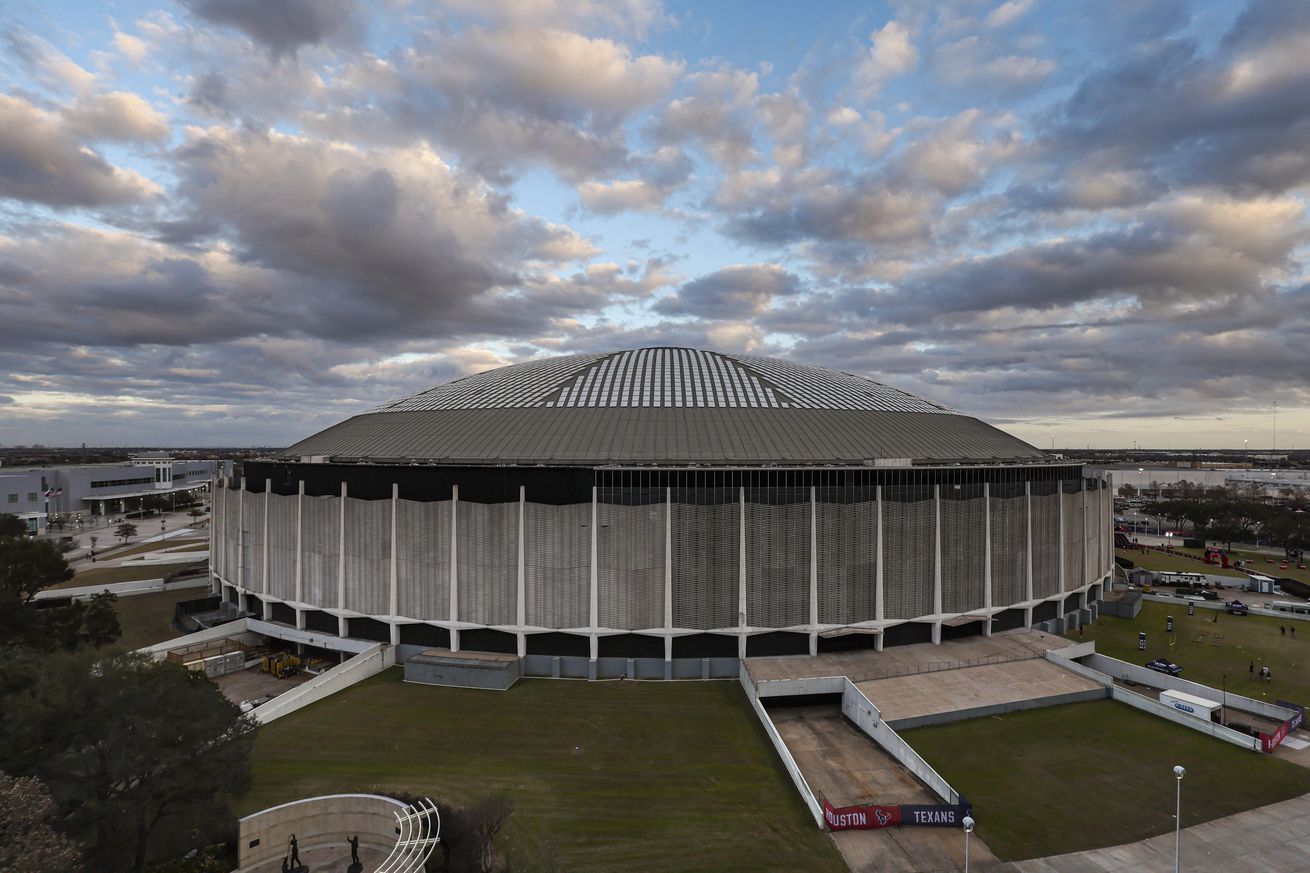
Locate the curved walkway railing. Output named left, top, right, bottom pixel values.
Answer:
left=376, top=797, right=442, bottom=873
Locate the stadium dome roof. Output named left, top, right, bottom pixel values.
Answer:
left=283, top=347, right=1044, bottom=465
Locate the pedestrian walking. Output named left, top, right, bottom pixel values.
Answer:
left=1293, top=626, right=1297, bottom=639
left=1281, top=625, right=1286, bottom=637
left=1250, top=660, right=1255, bottom=678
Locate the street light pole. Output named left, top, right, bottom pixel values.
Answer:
left=962, top=815, right=974, bottom=873
left=1174, top=765, right=1186, bottom=873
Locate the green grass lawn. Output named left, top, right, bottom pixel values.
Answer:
left=241, top=670, right=845, bottom=873
left=113, top=587, right=200, bottom=650
left=51, top=559, right=203, bottom=590
left=903, top=700, right=1310, bottom=861
left=1075, top=599, right=1310, bottom=708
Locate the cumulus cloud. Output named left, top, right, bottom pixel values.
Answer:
left=63, top=91, right=170, bottom=141
left=178, top=0, right=361, bottom=55
left=656, top=264, right=801, bottom=319
left=854, top=20, right=919, bottom=96
left=0, top=94, right=161, bottom=207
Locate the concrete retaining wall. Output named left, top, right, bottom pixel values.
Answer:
left=137, top=618, right=251, bottom=659
left=253, top=644, right=395, bottom=725
left=1082, top=653, right=1296, bottom=724
left=1112, top=685, right=1261, bottom=752
left=34, top=576, right=209, bottom=602
left=887, top=688, right=1107, bottom=731
left=840, top=681, right=961, bottom=805
left=737, top=664, right=824, bottom=827
left=236, top=793, right=405, bottom=872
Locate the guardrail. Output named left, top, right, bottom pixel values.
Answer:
left=738, top=663, right=825, bottom=827
left=840, top=681, right=960, bottom=805
left=251, top=644, right=395, bottom=725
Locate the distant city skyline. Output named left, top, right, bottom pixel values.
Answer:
left=1, top=1, right=1307, bottom=450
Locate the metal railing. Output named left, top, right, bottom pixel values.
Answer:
left=376, top=797, right=441, bottom=873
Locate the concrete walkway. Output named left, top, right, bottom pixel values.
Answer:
left=1017, top=791, right=1310, bottom=872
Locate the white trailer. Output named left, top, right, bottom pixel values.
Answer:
left=1160, top=689, right=1221, bottom=722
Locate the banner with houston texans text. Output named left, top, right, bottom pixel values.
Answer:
left=823, top=799, right=972, bottom=831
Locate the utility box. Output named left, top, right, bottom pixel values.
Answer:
left=404, top=648, right=520, bottom=690
left=1160, top=689, right=1220, bottom=722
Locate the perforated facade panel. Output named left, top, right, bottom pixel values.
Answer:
left=599, top=501, right=665, bottom=630
left=301, top=495, right=339, bottom=608
left=816, top=497, right=877, bottom=624
left=671, top=501, right=738, bottom=629
left=241, top=490, right=264, bottom=595
left=396, top=498, right=450, bottom=621
left=989, top=492, right=1027, bottom=606
left=941, top=487, right=986, bottom=614
left=1062, top=485, right=1084, bottom=592
left=344, top=498, right=390, bottom=615
left=458, top=501, right=518, bottom=626
left=882, top=490, right=935, bottom=620
left=746, top=500, right=809, bottom=628
left=266, top=492, right=297, bottom=601
left=526, top=501, right=589, bottom=628
left=222, top=486, right=240, bottom=583
left=1031, top=487, right=1061, bottom=599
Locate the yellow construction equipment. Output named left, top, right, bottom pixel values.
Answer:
left=260, top=652, right=301, bottom=678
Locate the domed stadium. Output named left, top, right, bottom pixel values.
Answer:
left=212, top=348, right=1110, bottom=679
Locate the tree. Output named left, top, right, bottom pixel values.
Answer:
left=0, top=513, right=27, bottom=539
left=0, top=771, right=83, bottom=873
left=0, top=653, right=255, bottom=873
left=115, top=523, right=138, bottom=544
left=0, top=538, right=76, bottom=648
left=1117, top=483, right=1138, bottom=498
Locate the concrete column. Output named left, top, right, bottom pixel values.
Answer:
left=337, top=481, right=347, bottom=637
left=209, top=480, right=218, bottom=583
left=1057, top=480, right=1066, bottom=594
left=390, top=483, right=399, bottom=645
left=1025, top=480, right=1034, bottom=627
left=295, top=480, right=304, bottom=606
left=664, top=486, right=673, bottom=663
left=237, top=476, right=246, bottom=595
left=1081, top=478, right=1088, bottom=592
left=517, top=485, right=526, bottom=657
left=450, top=484, right=459, bottom=652
left=809, top=486, right=818, bottom=656
left=875, top=484, right=884, bottom=652
left=589, top=486, right=598, bottom=662
left=738, top=486, right=747, bottom=660
left=983, top=481, right=993, bottom=635
left=262, top=481, right=271, bottom=605
left=933, top=484, right=942, bottom=644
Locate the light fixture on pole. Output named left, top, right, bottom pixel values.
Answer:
left=1173, top=765, right=1185, bottom=873
left=962, top=814, right=975, bottom=873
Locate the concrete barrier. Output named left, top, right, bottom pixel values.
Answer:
left=840, top=681, right=961, bottom=805
left=886, top=688, right=1109, bottom=731
left=33, top=576, right=209, bottom=602
left=252, top=644, right=395, bottom=725
left=1112, top=684, right=1261, bottom=751
left=1083, top=654, right=1297, bottom=724
left=738, top=665, right=825, bottom=827
left=246, top=618, right=378, bottom=655
left=236, top=793, right=406, bottom=872
left=136, top=618, right=252, bottom=659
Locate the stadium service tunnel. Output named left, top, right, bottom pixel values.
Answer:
left=212, top=348, right=1111, bottom=679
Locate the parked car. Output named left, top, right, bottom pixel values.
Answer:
left=1146, top=658, right=1183, bottom=676
left=1227, top=599, right=1250, bottom=615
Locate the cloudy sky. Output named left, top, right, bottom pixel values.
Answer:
left=1, top=0, right=1307, bottom=450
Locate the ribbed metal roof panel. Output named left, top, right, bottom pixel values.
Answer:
left=283, top=407, right=1043, bottom=465
left=369, top=347, right=957, bottom=413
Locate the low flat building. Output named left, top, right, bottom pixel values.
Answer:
left=0, top=456, right=234, bottom=533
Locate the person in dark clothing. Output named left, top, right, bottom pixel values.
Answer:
left=1250, top=660, right=1255, bottom=678
left=349, top=835, right=360, bottom=865
left=289, top=834, right=300, bottom=868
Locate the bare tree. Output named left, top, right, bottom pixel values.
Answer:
left=0, top=772, right=83, bottom=873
